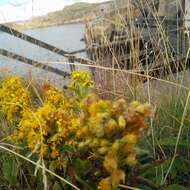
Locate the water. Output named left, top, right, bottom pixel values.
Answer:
left=0, top=23, right=88, bottom=87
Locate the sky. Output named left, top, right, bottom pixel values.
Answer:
left=0, top=0, right=108, bottom=23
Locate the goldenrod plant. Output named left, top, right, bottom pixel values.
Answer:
left=0, top=70, right=151, bottom=190
left=0, top=76, right=31, bottom=121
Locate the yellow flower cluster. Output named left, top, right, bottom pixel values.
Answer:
left=0, top=71, right=151, bottom=190
left=15, top=87, right=75, bottom=158
left=68, top=70, right=94, bottom=100
left=0, top=76, right=31, bottom=120
left=11, top=71, right=93, bottom=161
left=75, top=95, right=151, bottom=190
left=44, top=87, right=67, bottom=108
left=70, top=70, right=94, bottom=87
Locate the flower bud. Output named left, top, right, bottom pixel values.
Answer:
left=111, top=141, right=120, bottom=151
left=118, top=115, right=126, bottom=129
left=121, top=133, right=137, bottom=144
left=136, top=103, right=151, bottom=116
left=130, top=101, right=140, bottom=108
left=107, top=119, right=117, bottom=130
left=98, top=147, right=109, bottom=155
left=100, top=139, right=109, bottom=147
left=125, top=154, right=137, bottom=166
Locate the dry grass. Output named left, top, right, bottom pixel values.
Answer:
left=84, top=0, right=189, bottom=99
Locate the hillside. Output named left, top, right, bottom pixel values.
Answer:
left=8, top=1, right=113, bottom=29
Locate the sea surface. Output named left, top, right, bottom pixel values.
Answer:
left=0, top=23, right=88, bottom=87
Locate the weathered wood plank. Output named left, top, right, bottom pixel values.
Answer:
left=0, top=24, right=93, bottom=66
left=0, top=24, right=86, bottom=55
left=0, top=24, right=71, bottom=56
left=0, top=48, right=70, bottom=77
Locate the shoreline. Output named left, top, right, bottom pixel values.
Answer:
left=9, top=19, right=84, bottom=30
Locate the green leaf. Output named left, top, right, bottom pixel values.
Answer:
left=165, top=184, right=190, bottom=190
left=2, top=156, right=18, bottom=185
left=159, top=137, right=190, bottom=147
left=58, top=144, right=75, bottom=154
left=49, top=161, right=58, bottom=172
left=141, top=157, right=177, bottom=184
left=52, top=181, right=62, bottom=190
left=74, top=158, right=91, bottom=176
left=0, top=111, right=4, bottom=118
left=75, top=174, right=94, bottom=190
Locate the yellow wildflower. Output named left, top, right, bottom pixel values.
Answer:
left=103, top=154, right=118, bottom=173
left=100, top=139, right=109, bottom=147
left=130, top=101, right=140, bottom=108
left=98, top=177, right=112, bottom=190
left=44, top=88, right=67, bottom=108
left=118, top=115, right=126, bottom=129
left=125, top=154, right=137, bottom=166
left=111, top=170, right=125, bottom=187
left=106, top=118, right=118, bottom=132
left=122, top=144, right=133, bottom=154
left=98, top=147, right=109, bottom=155
left=70, top=70, right=94, bottom=87
left=135, top=103, right=152, bottom=116
left=0, top=76, right=30, bottom=120
left=51, top=148, right=59, bottom=159
left=121, top=133, right=137, bottom=144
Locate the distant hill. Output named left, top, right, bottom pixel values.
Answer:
left=7, top=1, right=114, bottom=29
left=4, top=0, right=149, bottom=29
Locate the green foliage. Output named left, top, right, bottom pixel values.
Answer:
left=73, top=158, right=91, bottom=177
left=52, top=182, right=62, bottom=190
left=141, top=89, right=190, bottom=189
left=165, top=184, right=190, bottom=190
left=2, top=155, right=18, bottom=185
